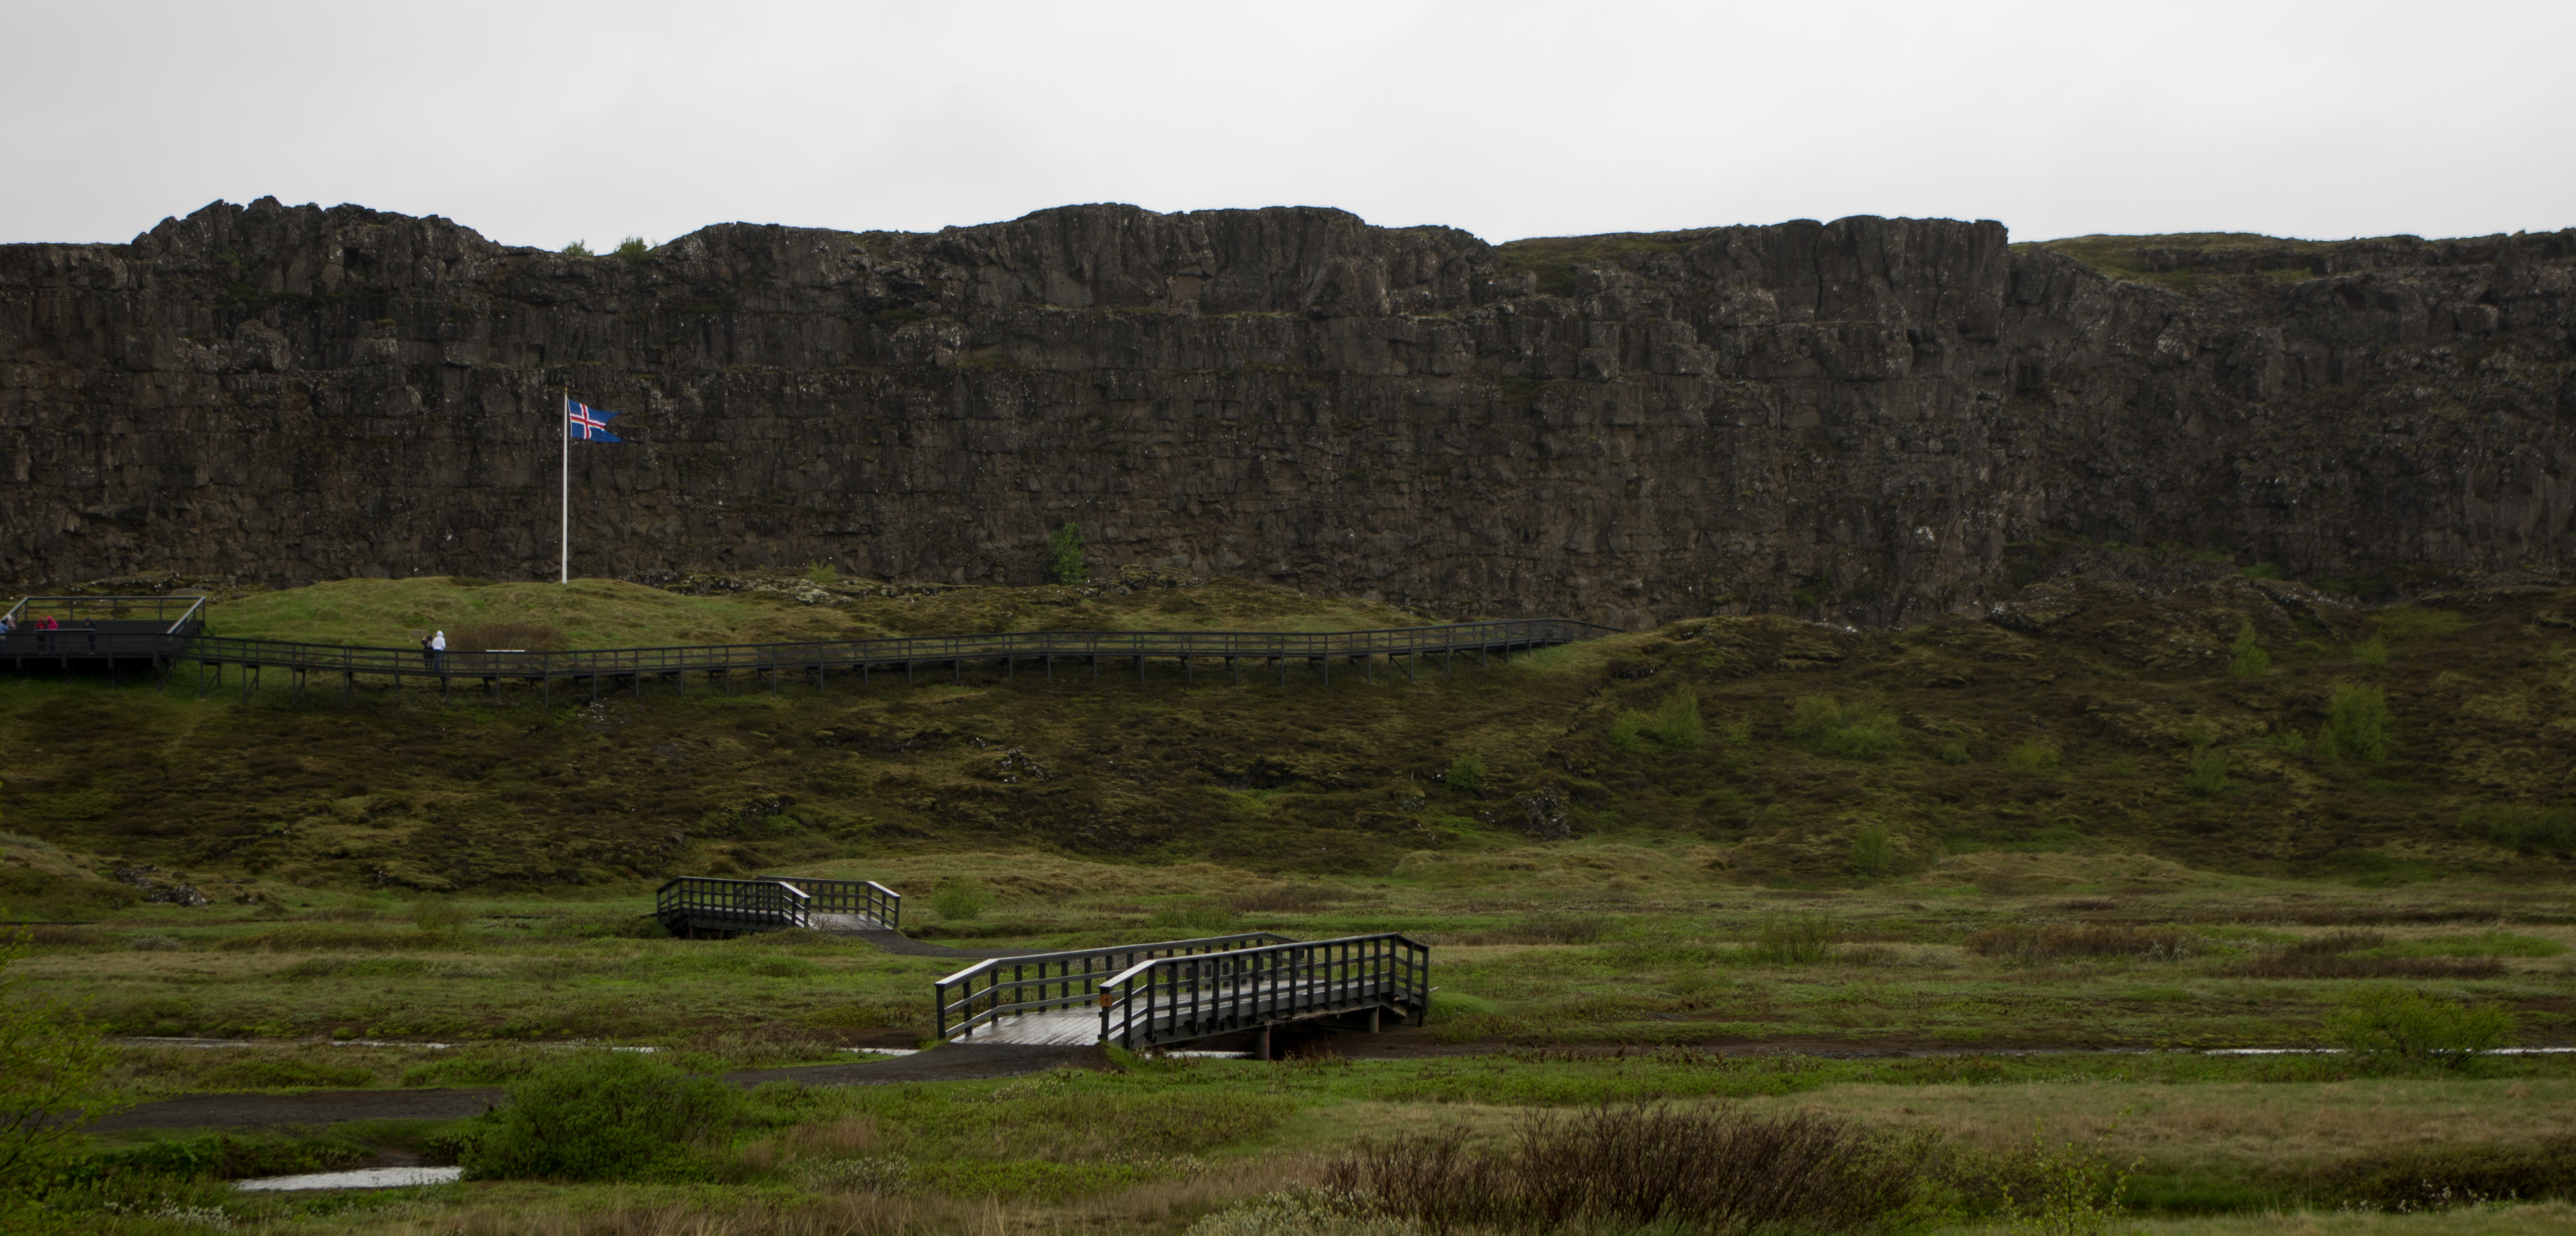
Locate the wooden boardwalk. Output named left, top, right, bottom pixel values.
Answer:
left=2, top=596, right=1614, bottom=705
left=939, top=933, right=1429, bottom=1050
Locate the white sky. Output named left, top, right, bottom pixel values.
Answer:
left=6, top=1, right=2570, bottom=250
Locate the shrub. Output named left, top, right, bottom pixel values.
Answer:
left=1444, top=752, right=1485, bottom=792
left=2473, top=804, right=2576, bottom=855
left=1147, top=900, right=1239, bottom=934
left=1718, top=720, right=1752, bottom=746
left=1966, top=923, right=2197, bottom=961
left=2223, top=954, right=2502, bottom=980
left=1046, top=522, right=1089, bottom=585
left=1324, top=1105, right=1928, bottom=1235
left=1938, top=742, right=1970, bottom=764
left=411, top=897, right=471, bottom=931
left=2229, top=622, right=2272, bottom=678
left=1649, top=688, right=1706, bottom=748
left=463, top=1051, right=739, bottom=1181
left=1186, top=1187, right=1418, bottom=1236
left=804, top=560, right=838, bottom=585
left=2352, top=636, right=2390, bottom=667
left=1607, top=711, right=1648, bottom=753
left=2299, top=1136, right=2576, bottom=1210
left=0, top=926, right=128, bottom=1192
left=2325, top=987, right=2515, bottom=1070
left=2268, top=726, right=2310, bottom=756
left=560, top=239, right=594, bottom=257
left=2326, top=682, right=2393, bottom=763
left=2373, top=606, right=2467, bottom=641
left=612, top=236, right=652, bottom=262
left=2183, top=748, right=2229, bottom=796
left=1787, top=696, right=1903, bottom=759
left=1849, top=823, right=1893, bottom=877
left=2182, top=717, right=2217, bottom=750
left=450, top=622, right=566, bottom=651
left=1991, top=1125, right=2138, bottom=1236
left=2004, top=741, right=2060, bottom=773
left=1748, top=913, right=1838, bottom=964
left=928, top=880, right=992, bottom=921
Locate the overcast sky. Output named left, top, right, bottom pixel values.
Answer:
left=7, top=1, right=2570, bottom=251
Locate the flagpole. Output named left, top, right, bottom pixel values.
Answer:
left=560, top=386, right=570, bottom=585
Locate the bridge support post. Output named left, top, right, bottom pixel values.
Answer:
left=589, top=674, right=600, bottom=703
left=241, top=665, right=255, bottom=704
left=817, top=663, right=827, bottom=693
left=1183, top=655, right=1192, bottom=684
left=1089, top=655, right=1097, bottom=682
left=1134, top=654, right=1145, bottom=681
left=770, top=667, right=779, bottom=696
left=1229, top=656, right=1239, bottom=686
left=1257, top=1025, right=1272, bottom=1061
left=672, top=670, right=684, bottom=697
left=1361, top=654, right=1372, bottom=684
left=1368, top=1006, right=1381, bottom=1033
left=539, top=675, right=548, bottom=708
left=1275, top=656, right=1284, bottom=686
left=1406, top=650, right=1416, bottom=683
left=291, top=668, right=305, bottom=704
left=1319, top=657, right=1328, bottom=684
left=952, top=658, right=960, bottom=684
left=196, top=660, right=206, bottom=700
left=441, top=674, right=451, bottom=705
left=906, top=660, right=915, bottom=685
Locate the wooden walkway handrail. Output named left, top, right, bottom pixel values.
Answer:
left=2, top=610, right=1617, bottom=705
left=1098, top=932, right=1431, bottom=1049
left=935, top=932, right=1295, bottom=1042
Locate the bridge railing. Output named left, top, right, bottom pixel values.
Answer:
left=760, top=875, right=900, bottom=929
left=934, top=932, right=1293, bottom=1042
left=654, top=876, right=811, bottom=932
left=1099, top=933, right=1430, bottom=1050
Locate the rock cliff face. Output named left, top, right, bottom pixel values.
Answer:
left=4, top=198, right=2571, bottom=627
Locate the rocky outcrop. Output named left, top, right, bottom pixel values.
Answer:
left=3, top=198, right=2571, bottom=627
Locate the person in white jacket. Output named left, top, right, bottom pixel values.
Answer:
left=429, top=630, right=446, bottom=670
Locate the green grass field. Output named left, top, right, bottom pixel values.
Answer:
left=6, top=569, right=2575, bottom=1233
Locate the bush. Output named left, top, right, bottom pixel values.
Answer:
left=1939, top=742, right=1970, bottom=764
left=2004, top=741, right=2060, bottom=773
left=1748, top=913, right=1838, bottom=965
left=612, top=236, right=652, bottom=262
left=461, top=1051, right=740, bottom=1180
left=1650, top=688, right=1706, bottom=748
left=804, top=560, right=838, bottom=585
left=1607, top=711, right=1648, bottom=752
left=2229, top=622, right=2272, bottom=678
left=560, top=239, right=594, bottom=257
left=1147, top=900, right=1239, bottom=934
left=929, top=880, right=992, bottom=921
left=1786, top=696, right=1903, bottom=759
left=1992, top=1125, right=2138, bottom=1236
left=1849, top=823, right=1893, bottom=877
left=2325, top=987, right=2515, bottom=1070
left=1322, top=1104, right=1929, bottom=1235
left=1444, top=752, right=1485, bottom=792
left=2182, top=717, right=2217, bottom=750
left=1186, top=1187, right=1418, bottom=1236
left=0, top=926, right=127, bottom=1192
left=2299, top=1136, right=2576, bottom=1209
left=411, top=897, right=471, bottom=931
left=2268, top=726, right=2310, bottom=756
left=2224, top=954, right=2502, bottom=980
left=1046, top=522, right=1088, bottom=586
left=2184, top=748, right=2229, bottom=796
left=2326, top=681, right=2393, bottom=763
left=2352, top=636, right=2390, bottom=667
left=1966, top=923, right=2197, bottom=961
left=2474, top=804, right=2576, bottom=855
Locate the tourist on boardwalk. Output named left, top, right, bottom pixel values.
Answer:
left=430, top=630, right=447, bottom=669
left=35, top=613, right=58, bottom=653
left=0, top=613, right=14, bottom=639
left=83, top=619, right=99, bottom=653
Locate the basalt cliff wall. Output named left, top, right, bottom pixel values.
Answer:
left=4, top=199, right=2572, bottom=627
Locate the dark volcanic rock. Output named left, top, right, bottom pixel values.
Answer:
left=3, top=197, right=2570, bottom=627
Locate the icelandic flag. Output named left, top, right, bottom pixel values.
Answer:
left=567, top=399, right=624, bottom=442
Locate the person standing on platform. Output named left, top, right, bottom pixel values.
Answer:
left=430, top=630, right=447, bottom=670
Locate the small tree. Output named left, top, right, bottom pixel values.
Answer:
left=612, top=236, right=652, bottom=262
left=1047, top=522, right=1089, bottom=585
left=2327, top=681, right=2393, bottom=763
left=2228, top=622, right=2271, bottom=679
left=930, top=879, right=992, bottom=921
left=560, top=239, right=595, bottom=257
left=462, top=1051, right=739, bottom=1180
left=2327, top=987, right=2515, bottom=1070
left=1445, top=752, right=1486, bottom=792
left=0, top=925, right=128, bottom=1193
left=2185, top=748, right=2230, bottom=796
left=1849, top=822, right=1893, bottom=877
left=1650, top=688, right=1706, bottom=748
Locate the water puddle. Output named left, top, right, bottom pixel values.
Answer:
left=237, top=1166, right=463, bottom=1192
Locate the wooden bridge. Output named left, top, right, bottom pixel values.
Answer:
left=1, top=596, right=1614, bottom=705
left=935, top=931, right=1430, bottom=1051
left=654, top=875, right=901, bottom=937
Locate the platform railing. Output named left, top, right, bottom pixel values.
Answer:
left=934, top=932, right=1294, bottom=1042
left=1098, top=933, right=1430, bottom=1050
left=654, top=876, right=811, bottom=933
left=760, top=875, right=900, bottom=929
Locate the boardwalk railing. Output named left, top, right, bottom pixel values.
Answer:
left=1099, top=933, right=1430, bottom=1050
left=760, top=875, right=901, bottom=930
left=1, top=601, right=1616, bottom=705
left=655, top=876, right=811, bottom=936
left=935, top=933, right=1293, bottom=1042
left=2, top=594, right=205, bottom=634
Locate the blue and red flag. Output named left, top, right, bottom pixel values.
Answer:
left=567, top=399, right=623, bottom=442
